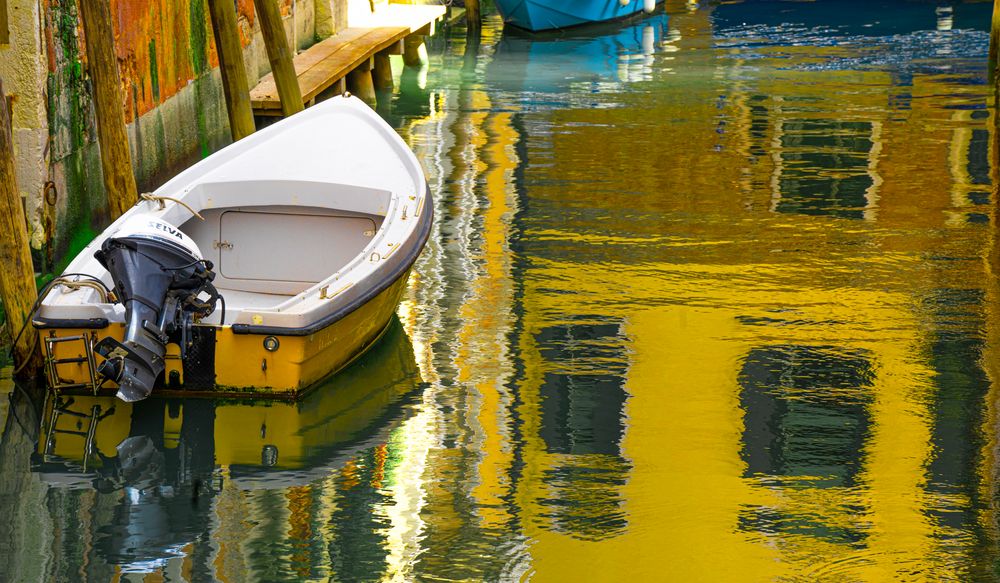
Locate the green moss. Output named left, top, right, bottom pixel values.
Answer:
left=49, top=225, right=98, bottom=278
left=48, top=0, right=92, bottom=155
left=48, top=145, right=105, bottom=267
left=194, top=76, right=210, bottom=158
left=149, top=39, right=160, bottom=102
left=189, top=0, right=208, bottom=74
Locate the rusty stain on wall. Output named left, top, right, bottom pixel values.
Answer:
left=43, top=0, right=298, bottom=127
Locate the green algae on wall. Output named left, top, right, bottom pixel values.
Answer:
left=44, top=0, right=102, bottom=264
left=189, top=0, right=208, bottom=75
left=149, top=39, right=160, bottom=102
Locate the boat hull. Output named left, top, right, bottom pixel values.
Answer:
left=494, top=0, right=658, bottom=31
left=37, top=190, right=432, bottom=398
left=33, top=96, right=432, bottom=400
left=37, top=270, right=408, bottom=397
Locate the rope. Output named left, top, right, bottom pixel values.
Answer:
left=56, top=279, right=110, bottom=303
left=140, top=193, right=205, bottom=221
left=12, top=340, right=38, bottom=376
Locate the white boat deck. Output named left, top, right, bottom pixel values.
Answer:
left=217, top=289, right=292, bottom=311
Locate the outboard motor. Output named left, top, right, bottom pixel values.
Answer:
left=94, top=214, right=221, bottom=402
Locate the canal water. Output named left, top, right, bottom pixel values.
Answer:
left=3, top=0, right=1000, bottom=580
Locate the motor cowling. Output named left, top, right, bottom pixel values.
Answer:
left=94, top=214, right=221, bottom=402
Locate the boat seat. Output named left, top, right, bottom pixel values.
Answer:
left=215, top=288, right=291, bottom=310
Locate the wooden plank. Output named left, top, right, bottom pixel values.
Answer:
left=208, top=0, right=255, bottom=140
left=79, top=0, right=137, bottom=220
left=251, top=27, right=403, bottom=102
left=284, top=27, right=375, bottom=74
left=0, top=79, right=40, bottom=376
left=251, top=26, right=409, bottom=111
left=351, top=4, right=446, bottom=33
left=248, top=3, right=444, bottom=115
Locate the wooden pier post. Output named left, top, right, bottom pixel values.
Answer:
left=403, top=35, right=428, bottom=69
left=78, top=0, right=138, bottom=220
left=347, top=60, right=378, bottom=107
left=463, top=25, right=481, bottom=76
left=373, top=49, right=394, bottom=92
left=0, top=80, right=40, bottom=377
left=992, top=0, right=1000, bottom=83
left=466, top=0, right=481, bottom=32
left=253, top=0, right=305, bottom=116
left=208, top=0, right=256, bottom=140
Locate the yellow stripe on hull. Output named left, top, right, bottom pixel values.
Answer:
left=216, top=270, right=413, bottom=394
left=37, top=270, right=413, bottom=398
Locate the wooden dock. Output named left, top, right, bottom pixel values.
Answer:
left=250, top=3, right=446, bottom=115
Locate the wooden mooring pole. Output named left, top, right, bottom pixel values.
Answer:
left=78, top=0, right=138, bottom=220
left=0, top=80, right=41, bottom=377
left=208, top=0, right=256, bottom=140
left=466, top=0, right=481, bottom=33
left=253, top=0, right=305, bottom=116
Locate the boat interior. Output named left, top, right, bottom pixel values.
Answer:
left=179, top=180, right=390, bottom=313
left=180, top=205, right=384, bottom=306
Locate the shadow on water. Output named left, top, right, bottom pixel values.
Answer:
left=0, top=318, right=424, bottom=580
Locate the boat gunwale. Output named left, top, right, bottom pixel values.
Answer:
left=495, top=0, right=662, bottom=32
left=34, top=184, right=432, bottom=339
left=34, top=317, right=111, bottom=329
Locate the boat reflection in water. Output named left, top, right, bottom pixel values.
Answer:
left=491, top=12, right=670, bottom=94
left=24, top=317, right=422, bottom=575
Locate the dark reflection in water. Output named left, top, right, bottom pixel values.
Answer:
left=739, top=345, right=874, bottom=485
left=7, top=0, right=1000, bottom=579
left=0, top=319, right=422, bottom=581
left=536, top=319, right=630, bottom=541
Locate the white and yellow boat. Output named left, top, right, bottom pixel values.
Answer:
left=32, top=95, right=432, bottom=401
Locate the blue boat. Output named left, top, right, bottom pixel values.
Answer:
left=494, top=0, right=660, bottom=32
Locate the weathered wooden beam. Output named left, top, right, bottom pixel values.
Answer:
left=78, top=0, right=138, bottom=220
left=253, top=0, right=305, bottom=116
left=0, top=80, right=40, bottom=377
left=208, top=0, right=256, bottom=140
left=465, top=0, right=481, bottom=32
left=373, top=49, right=393, bottom=92
left=347, top=58, right=377, bottom=108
